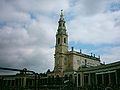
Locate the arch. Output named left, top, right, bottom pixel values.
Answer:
left=51, top=76, right=54, bottom=84
left=56, top=75, right=60, bottom=85
left=69, top=74, right=72, bottom=79
left=56, top=75, right=59, bottom=78
left=48, top=76, right=51, bottom=85
left=64, top=74, right=68, bottom=80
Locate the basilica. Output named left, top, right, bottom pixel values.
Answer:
left=47, top=11, right=120, bottom=89
left=54, top=11, right=100, bottom=74
left=49, top=11, right=101, bottom=76
left=0, top=11, right=120, bottom=90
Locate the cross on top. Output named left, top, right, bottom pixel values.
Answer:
left=61, top=9, right=63, bottom=15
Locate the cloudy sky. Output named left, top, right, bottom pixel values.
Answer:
left=0, top=0, right=120, bottom=74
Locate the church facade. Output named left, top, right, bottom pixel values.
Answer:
left=54, top=11, right=101, bottom=76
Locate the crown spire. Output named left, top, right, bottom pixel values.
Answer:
left=57, top=10, right=67, bottom=32
left=60, top=9, right=64, bottom=19
left=61, top=10, right=63, bottom=15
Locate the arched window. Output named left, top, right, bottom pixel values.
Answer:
left=59, top=23, right=61, bottom=27
left=58, top=38, right=60, bottom=44
left=64, top=38, right=66, bottom=43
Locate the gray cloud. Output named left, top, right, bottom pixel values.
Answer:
left=68, top=8, right=120, bottom=45
left=92, top=46, right=120, bottom=64
left=68, top=0, right=109, bottom=17
left=84, top=46, right=120, bottom=64
left=0, top=26, right=54, bottom=73
left=5, top=0, right=70, bottom=14
left=67, top=0, right=120, bottom=63
left=0, top=0, right=58, bottom=73
left=102, top=46, right=120, bottom=63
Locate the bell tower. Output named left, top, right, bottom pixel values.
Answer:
left=54, top=10, right=68, bottom=74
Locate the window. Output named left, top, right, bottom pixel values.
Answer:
left=77, top=60, right=81, bottom=65
left=85, top=59, right=87, bottom=66
left=58, top=38, right=60, bottom=44
left=64, top=38, right=66, bottom=43
left=63, top=23, right=65, bottom=26
left=59, top=23, right=61, bottom=26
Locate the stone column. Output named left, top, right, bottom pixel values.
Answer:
left=10, top=80, right=12, bottom=86
left=76, top=74, right=78, bottom=87
left=18, top=78, right=20, bottom=88
left=109, top=73, right=111, bottom=85
left=88, top=73, right=91, bottom=86
left=81, top=73, right=84, bottom=87
left=95, top=74, right=97, bottom=85
left=115, top=71, right=117, bottom=84
left=15, top=78, right=16, bottom=87
left=23, top=77, right=26, bottom=87
left=102, top=74, right=104, bottom=85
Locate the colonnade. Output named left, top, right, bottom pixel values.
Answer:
left=76, top=69, right=120, bottom=88
left=0, top=77, right=35, bottom=89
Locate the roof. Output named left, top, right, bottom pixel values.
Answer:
left=76, top=61, right=120, bottom=72
left=68, top=50, right=100, bottom=61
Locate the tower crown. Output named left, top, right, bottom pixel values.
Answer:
left=57, top=10, right=67, bottom=35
